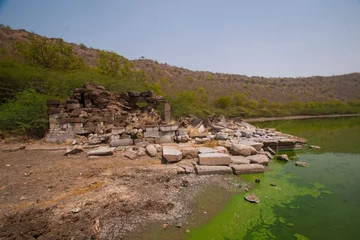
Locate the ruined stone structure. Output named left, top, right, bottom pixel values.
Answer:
left=46, top=83, right=178, bottom=143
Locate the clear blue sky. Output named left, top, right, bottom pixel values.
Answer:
left=0, top=0, right=360, bottom=77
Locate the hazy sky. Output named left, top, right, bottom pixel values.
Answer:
left=0, top=0, right=360, bottom=77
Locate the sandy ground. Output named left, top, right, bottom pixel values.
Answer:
left=0, top=143, right=244, bottom=240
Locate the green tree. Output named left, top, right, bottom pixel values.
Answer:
left=95, top=50, right=132, bottom=77
left=14, top=36, right=84, bottom=70
left=216, top=96, right=232, bottom=109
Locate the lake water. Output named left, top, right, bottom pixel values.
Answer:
left=187, top=117, right=360, bottom=240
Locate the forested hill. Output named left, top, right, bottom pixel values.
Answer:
left=0, top=25, right=360, bottom=137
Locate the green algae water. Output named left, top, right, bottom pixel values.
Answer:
left=187, top=117, right=360, bottom=240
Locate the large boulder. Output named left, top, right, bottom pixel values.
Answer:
left=195, top=165, right=233, bottom=175
left=163, top=146, right=182, bottom=163
left=231, top=164, right=265, bottom=174
left=198, top=153, right=231, bottom=166
left=247, top=154, right=269, bottom=166
left=230, top=144, right=257, bottom=156
left=181, top=147, right=198, bottom=159
left=145, top=144, right=157, bottom=157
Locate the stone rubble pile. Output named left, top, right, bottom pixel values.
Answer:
left=46, top=83, right=307, bottom=176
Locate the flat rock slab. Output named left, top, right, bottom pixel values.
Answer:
left=163, top=146, right=182, bottom=163
left=64, top=146, right=83, bottom=156
left=295, top=161, right=309, bottom=167
left=195, top=165, right=233, bottom=175
left=247, top=154, right=269, bottom=166
left=197, top=147, right=217, bottom=154
left=87, top=147, right=115, bottom=156
left=230, top=156, right=251, bottom=165
left=110, top=139, right=133, bottom=147
left=198, top=153, right=231, bottom=166
left=232, top=164, right=265, bottom=175
left=180, top=165, right=195, bottom=174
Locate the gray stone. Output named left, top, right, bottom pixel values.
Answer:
left=110, top=139, right=133, bottom=147
left=195, top=165, right=233, bottom=175
left=277, top=154, right=289, bottom=161
left=215, top=132, right=229, bottom=140
left=163, top=147, right=182, bottom=163
left=231, top=164, right=265, bottom=174
left=144, top=130, right=161, bottom=138
left=265, top=146, right=276, bottom=155
left=181, top=147, right=198, bottom=159
left=258, top=151, right=274, bottom=160
left=230, top=144, right=257, bottom=156
left=124, top=150, right=138, bottom=160
left=295, top=161, right=308, bottom=167
left=247, top=154, right=269, bottom=166
left=197, top=147, right=217, bottom=154
left=198, top=153, right=231, bottom=166
left=230, top=156, right=251, bottom=165
left=244, top=193, right=260, bottom=204
left=180, top=165, right=195, bottom=174
left=87, top=147, right=115, bottom=156
left=309, top=145, right=321, bottom=149
left=146, top=144, right=157, bottom=157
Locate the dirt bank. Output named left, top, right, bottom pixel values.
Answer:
left=0, top=144, right=244, bottom=240
left=244, top=114, right=360, bottom=122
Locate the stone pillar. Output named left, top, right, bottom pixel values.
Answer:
left=164, top=102, right=171, bottom=123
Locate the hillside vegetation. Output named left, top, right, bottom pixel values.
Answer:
left=0, top=25, right=360, bottom=138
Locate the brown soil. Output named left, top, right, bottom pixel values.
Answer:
left=0, top=143, right=243, bottom=240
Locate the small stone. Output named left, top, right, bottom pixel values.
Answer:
left=277, top=154, right=289, bottom=161
left=255, top=178, right=260, bottom=183
left=145, top=144, right=157, bottom=157
left=26, top=165, right=32, bottom=168
left=185, top=229, right=191, bottom=233
left=295, top=161, right=309, bottom=167
left=244, top=193, right=260, bottom=204
left=309, top=145, right=321, bottom=149
left=175, top=222, right=182, bottom=228
left=270, top=183, right=277, bottom=187
left=71, top=207, right=81, bottom=213
left=163, top=223, right=168, bottom=229
left=6, top=164, right=10, bottom=167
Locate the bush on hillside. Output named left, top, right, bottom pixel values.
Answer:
left=0, top=89, right=48, bottom=138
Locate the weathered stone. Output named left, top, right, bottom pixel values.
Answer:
left=247, top=154, right=269, bottom=166
left=231, top=164, right=265, bottom=174
left=155, top=144, right=163, bottom=152
left=177, top=167, right=186, bottom=174
left=295, top=161, right=308, bottom=167
left=87, top=147, right=115, bottom=156
left=124, top=150, right=138, bottom=160
left=195, top=165, right=232, bottom=175
left=277, top=154, right=289, bottom=161
left=163, top=147, right=182, bottom=163
left=144, top=130, right=161, bottom=138
left=230, top=144, right=257, bottom=156
left=197, top=147, right=217, bottom=154
left=110, top=139, right=133, bottom=147
left=214, top=146, right=228, bottom=154
left=258, top=151, right=274, bottom=160
left=309, top=145, right=321, bottom=149
left=145, top=144, right=157, bottom=157
left=180, top=165, right=195, bottom=174
left=181, top=147, right=198, bottom=159
left=244, top=193, right=260, bottom=204
left=137, top=147, right=146, bottom=156
left=230, top=156, right=251, bottom=165
left=265, top=146, right=276, bottom=155
left=198, top=153, right=231, bottom=166
left=215, top=132, right=229, bottom=140
left=64, top=146, right=83, bottom=156
left=240, top=141, right=264, bottom=151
